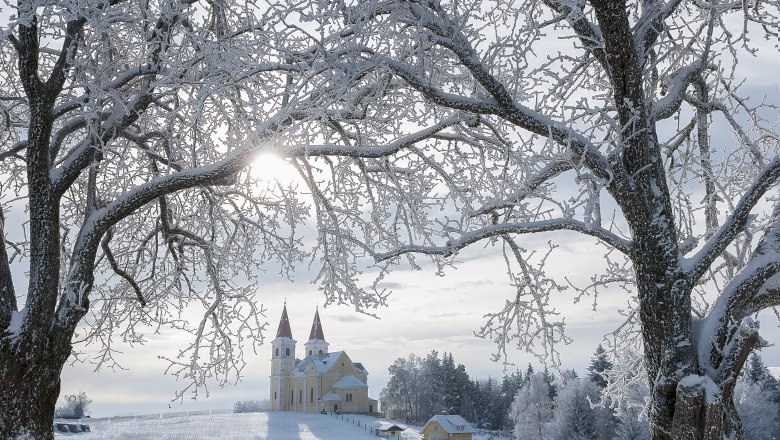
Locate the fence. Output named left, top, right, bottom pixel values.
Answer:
left=88, top=408, right=233, bottom=422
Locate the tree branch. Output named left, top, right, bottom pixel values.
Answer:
left=101, top=229, right=146, bottom=307
left=0, top=208, right=16, bottom=331
left=686, top=157, right=780, bottom=282
left=291, top=114, right=466, bottom=158
left=334, top=218, right=631, bottom=263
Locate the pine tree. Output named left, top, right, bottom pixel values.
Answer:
left=550, top=377, right=613, bottom=440
left=510, top=372, right=553, bottom=440
left=745, top=352, right=780, bottom=405
left=735, top=355, right=780, bottom=440
left=588, top=345, right=614, bottom=389
left=543, top=366, right=558, bottom=402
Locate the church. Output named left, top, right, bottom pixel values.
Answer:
left=270, top=305, right=378, bottom=414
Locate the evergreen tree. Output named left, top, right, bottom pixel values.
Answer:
left=543, top=366, right=558, bottom=402
left=510, top=372, right=554, bottom=440
left=588, top=345, right=614, bottom=389
left=735, top=365, right=780, bottom=440
left=549, top=377, right=613, bottom=440
left=746, top=352, right=780, bottom=404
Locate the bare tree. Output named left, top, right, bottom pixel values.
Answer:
left=266, top=1, right=780, bottom=439
left=0, top=0, right=327, bottom=437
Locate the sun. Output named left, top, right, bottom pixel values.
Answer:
left=250, top=153, right=299, bottom=184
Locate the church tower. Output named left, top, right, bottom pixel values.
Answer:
left=270, top=304, right=296, bottom=410
left=304, top=308, right=329, bottom=357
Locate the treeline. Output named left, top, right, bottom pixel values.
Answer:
left=379, top=349, right=552, bottom=429
left=380, top=348, right=780, bottom=439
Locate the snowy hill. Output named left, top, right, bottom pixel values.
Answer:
left=70, top=411, right=504, bottom=440
left=79, top=412, right=381, bottom=439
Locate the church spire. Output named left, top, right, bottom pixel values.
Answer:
left=308, top=308, right=325, bottom=341
left=276, top=303, right=293, bottom=339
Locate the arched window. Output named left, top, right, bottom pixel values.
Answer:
left=285, top=347, right=290, bottom=356
left=309, top=350, right=312, bottom=355
left=274, top=391, right=277, bottom=400
left=299, top=389, right=302, bottom=404
left=310, top=388, right=314, bottom=403
left=275, top=348, right=279, bottom=357
left=319, top=350, right=323, bottom=354
left=290, top=390, right=293, bottom=404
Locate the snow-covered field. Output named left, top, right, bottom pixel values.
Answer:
left=63, top=411, right=506, bottom=440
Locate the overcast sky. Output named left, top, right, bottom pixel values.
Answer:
left=58, top=226, right=780, bottom=418
left=59, top=237, right=647, bottom=417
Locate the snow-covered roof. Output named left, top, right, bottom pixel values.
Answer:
left=424, top=415, right=475, bottom=434
left=331, top=375, right=368, bottom=389
left=290, top=351, right=347, bottom=375
left=353, top=362, right=368, bottom=374
left=319, top=392, right=341, bottom=402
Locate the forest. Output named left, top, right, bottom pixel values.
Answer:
left=380, top=349, right=780, bottom=439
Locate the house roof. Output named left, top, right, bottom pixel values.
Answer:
left=332, top=375, right=368, bottom=389
left=380, top=425, right=405, bottom=432
left=319, top=392, right=341, bottom=402
left=353, top=362, right=369, bottom=374
left=424, top=415, right=475, bottom=434
left=308, top=308, right=325, bottom=341
left=275, top=304, right=293, bottom=339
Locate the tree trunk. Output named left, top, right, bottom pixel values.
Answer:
left=0, top=336, right=70, bottom=440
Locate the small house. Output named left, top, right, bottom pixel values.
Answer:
left=421, top=414, right=474, bottom=440
left=378, top=424, right=405, bottom=438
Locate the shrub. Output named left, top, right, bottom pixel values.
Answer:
left=55, top=392, right=92, bottom=419
left=233, top=400, right=268, bottom=413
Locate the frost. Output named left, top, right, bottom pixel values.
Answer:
left=6, top=308, right=27, bottom=339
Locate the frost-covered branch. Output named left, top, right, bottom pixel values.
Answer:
left=348, top=218, right=631, bottom=262
left=686, top=157, right=780, bottom=282
left=0, top=208, right=15, bottom=330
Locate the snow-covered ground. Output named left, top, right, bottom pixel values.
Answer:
left=64, top=411, right=508, bottom=440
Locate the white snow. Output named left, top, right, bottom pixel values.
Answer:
left=75, top=411, right=504, bottom=439
left=331, top=375, right=368, bottom=388
left=6, top=307, right=27, bottom=338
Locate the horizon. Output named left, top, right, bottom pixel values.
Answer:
left=59, top=242, right=780, bottom=418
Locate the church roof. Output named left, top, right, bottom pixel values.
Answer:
left=308, top=308, right=325, bottom=341
left=290, top=351, right=348, bottom=375
left=319, top=391, right=342, bottom=402
left=275, top=304, right=293, bottom=339
left=354, top=362, right=368, bottom=374
left=332, top=375, right=368, bottom=389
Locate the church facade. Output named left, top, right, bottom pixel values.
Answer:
left=270, top=305, right=377, bottom=414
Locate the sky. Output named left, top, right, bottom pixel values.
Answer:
left=60, top=235, right=641, bottom=418
left=0, top=1, right=778, bottom=420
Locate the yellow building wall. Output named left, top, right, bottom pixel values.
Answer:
left=275, top=351, right=372, bottom=414
left=421, top=422, right=472, bottom=440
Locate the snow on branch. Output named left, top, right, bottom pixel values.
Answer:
left=291, top=114, right=466, bottom=158
left=336, top=218, right=631, bottom=263
left=685, top=156, right=780, bottom=282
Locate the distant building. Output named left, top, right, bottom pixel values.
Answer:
left=378, top=424, right=406, bottom=438
left=421, top=415, right=474, bottom=440
left=270, top=304, right=378, bottom=414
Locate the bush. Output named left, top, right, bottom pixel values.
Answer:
left=233, top=400, right=268, bottom=413
left=55, top=392, right=92, bottom=419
